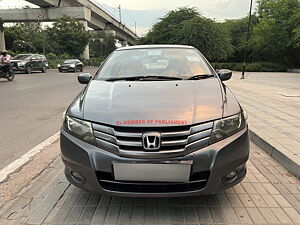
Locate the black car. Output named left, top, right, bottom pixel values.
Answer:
left=58, top=59, right=83, bottom=72
left=11, top=54, right=48, bottom=74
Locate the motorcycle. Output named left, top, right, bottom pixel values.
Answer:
left=0, top=63, right=15, bottom=81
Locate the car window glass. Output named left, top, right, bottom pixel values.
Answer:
left=96, top=48, right=213, bottom=80
left=13, top=55, right=31, bottom=60
left=64, top=60, right=76, bottom=64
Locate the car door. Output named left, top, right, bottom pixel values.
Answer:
left=36, top=55, right=43, bottom=69
left=30, top=55, right=39, bottom=70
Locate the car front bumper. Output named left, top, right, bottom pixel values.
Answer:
left=59, top=67, right=75, bottom=72
left=60, top=127, right=249, bottom=197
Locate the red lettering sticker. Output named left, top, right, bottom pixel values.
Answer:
left=115, top=119, right=187, bottom=125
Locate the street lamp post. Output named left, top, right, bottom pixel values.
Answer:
left=241, top=0, right=253, bottom=79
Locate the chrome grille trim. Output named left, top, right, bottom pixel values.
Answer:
left=117, top=140, right=142, bottom=147
left=161, top=130, right=190, bottom=137
left=92, top=121, right=213, bottom=158
left=161, top=139, right=187, bottom=146
left=114, top=131, right=142, bottom=138
left=94, top=131, right=117, bottom=144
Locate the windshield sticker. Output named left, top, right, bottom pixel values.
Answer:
left=115, top=119, right=187, bottom=126
left=187, top=56, right=200, bottom=62
left=148, top=50, right=162, bottom=56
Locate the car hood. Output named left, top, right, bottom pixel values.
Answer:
left=72, top=78, right=234, bottom=127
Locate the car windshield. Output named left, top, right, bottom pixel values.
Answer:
left=64, top=60, right=76, bottom=64
left=96, top=48, right=214, bottom=80
left=13, top=55, right=31, bottom=60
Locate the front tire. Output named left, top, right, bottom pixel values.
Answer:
left=6, top=72, right=15, bottom=81
left=26, top=66, right=32, bottom=74
left=41, top=66, right=47, bottom=73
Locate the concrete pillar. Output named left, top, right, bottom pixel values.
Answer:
left=80, top=20, right=90, bottom=59
left=0, top=32, right=6, bottom=51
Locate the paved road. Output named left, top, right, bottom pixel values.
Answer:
left=227, top=72, right=300, bottom=178
left=0, top=68, right=98, bottom=170
left=236, top=71, right=300, bottom=90
left=1, top=142, right=299, bottom=225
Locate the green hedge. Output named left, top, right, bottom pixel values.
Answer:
left=47, top=58, right=105, bottom=69
left=211, top=62, right=287, bottom=72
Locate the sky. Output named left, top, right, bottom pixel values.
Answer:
left=0, top=0, right=257, bottom=35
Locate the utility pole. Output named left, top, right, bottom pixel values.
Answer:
left=117, top=5, right=122, bottom=24
left=135, top=22, right=137, bottom=34
left=241, top=0, right=253, bottom=79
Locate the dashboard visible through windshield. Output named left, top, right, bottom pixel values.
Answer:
left=96, top=48, right=214, bottom=80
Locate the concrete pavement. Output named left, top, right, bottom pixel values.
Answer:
left=0, top=141, right=299, bottom=225
left=227, top=72, right=300, bottom=178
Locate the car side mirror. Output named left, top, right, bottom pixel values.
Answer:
left=78, top=73, right=92, bottom=84
left=218, top=69, right=232, bottom=81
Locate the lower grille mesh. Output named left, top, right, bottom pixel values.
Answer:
left=96, top=171, right=210, bottom=193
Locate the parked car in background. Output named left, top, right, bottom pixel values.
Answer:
left=58, top=59, right=83, bottom=72
left=11, top=54, right=48, bottom=74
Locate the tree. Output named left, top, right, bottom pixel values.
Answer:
left=139, top=7, right=233, bottom=61
left=46, top=15, right=90, bottom=58
left=251, top=0, right=300, bottom=67
left=221, top=16, right=258, bottom=63
left=89, top=31, right=116, bottom=57
left=4, top=23, right=45, bottom=53
left=180, top=17, right=233, bottom=61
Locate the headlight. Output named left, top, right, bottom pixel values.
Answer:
left=210, top=112, right=246, bottom=144
left=70, top=64, right=75, bottom=67
left=57, top=64, right=61, bottom=67
left=63, top=115, right=95, bottom=144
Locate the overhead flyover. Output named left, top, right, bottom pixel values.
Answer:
left=0, top=0, right=138, bottom=58
left=24, top=0, right=138, bottom=44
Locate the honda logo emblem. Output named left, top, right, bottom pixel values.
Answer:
left=142, top=132, right=161, bottom=150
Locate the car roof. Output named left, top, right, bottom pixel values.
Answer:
left=116, top=44, right=195, bottom=51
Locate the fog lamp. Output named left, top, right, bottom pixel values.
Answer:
left=223, top=170, right=237, bottom=184
left=71, top=171, right=85, bottom=184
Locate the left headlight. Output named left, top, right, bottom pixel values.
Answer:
left=210, top=111, right=247, bottom=144
left=70, top=64, right=75, bottom=67
left=63, top=115, right=95, bottom=144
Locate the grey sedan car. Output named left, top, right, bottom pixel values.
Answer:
left=60, top=45, right=249, bottom=197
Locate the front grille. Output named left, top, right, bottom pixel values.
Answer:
left=92, top=121, right=213, bottom=158
left=96, top=171, right=210, bottom=193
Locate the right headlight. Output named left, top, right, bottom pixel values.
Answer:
left=210, top=111, right=247, bottom=144
left=63, top=115, right=95, bottom=144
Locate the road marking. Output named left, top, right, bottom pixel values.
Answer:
left=0, top=131, right=60, bottom=183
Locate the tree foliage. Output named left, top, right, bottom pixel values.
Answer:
left=139, top=8, right=233, bottom=61
left=46, top=16, right=90, bottom=58
left=4, top=23, right=44, bottom=53
left=89, top=31, right=116, bottom=58
left=251, top=0, right=300, bottom=66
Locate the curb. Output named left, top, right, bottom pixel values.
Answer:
left=249, top=129, right=300, bottom=179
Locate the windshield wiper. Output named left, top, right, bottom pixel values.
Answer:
left=187, top=74, right=215, bottom=80
left=105, top=75, right=182, bottom=81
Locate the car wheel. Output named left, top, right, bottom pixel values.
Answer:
left=58, top=69, right=62, bottom=72
left=41, top=65, right=47, bottom=73
left=80, top=67, right=83, bottom=72
left=26, top=66, right=32, bottom=74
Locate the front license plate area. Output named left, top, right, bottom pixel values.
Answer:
left=113, top=161, right=192, bottom=183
